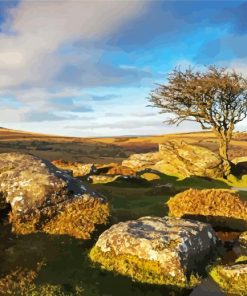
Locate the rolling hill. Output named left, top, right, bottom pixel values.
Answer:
left=0, top=127, right=246, bottom=163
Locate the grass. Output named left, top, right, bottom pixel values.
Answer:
left=0, top=128, right=247, bottom=295
left=84, top=173, right=247, bottom=223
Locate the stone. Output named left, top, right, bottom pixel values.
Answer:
left=106, top=165, right=136, bottom=176
left=239, top=232, right=247, bottom=248
left=122, top=152, right=162, bottom=171
left=88, top=174, right=120, bottom=184
left=90, top=216, right=217, bottom=288
left=155, top=141, right=224, bottom=178
left=168, top=189, right=247, bottom=231
left=189, top=278, right=225, bottom=296
left=0, top=153, right=109, bottom=239
left=210, top=260, right=247, bottom=295
left=51, top=160, right=96, bottom=177
left=122, top=141, right=224, bottom=179
left=94, top=163, right=118, bottom=174
left=139, top=172, right=160, bottom=181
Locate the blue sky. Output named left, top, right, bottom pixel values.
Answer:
left=0, top=0, right=247, bottom=136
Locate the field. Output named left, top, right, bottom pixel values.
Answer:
left=0, top=127, right=247, bottom=295
left=0, top=127, right=246, bottom=164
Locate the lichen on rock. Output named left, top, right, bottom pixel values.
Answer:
left=89, top=216, right=217, bottom=288
left=122, top=140, right=224, bottom=179
left=0, top=153, right=110, bottom=239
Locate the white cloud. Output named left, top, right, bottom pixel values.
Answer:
left=0, top=0, right=148, bottom=89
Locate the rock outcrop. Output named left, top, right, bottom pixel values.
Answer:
left=122, top=141, right=224, bottom=178
left=90, top=216, right=217, bottom=288
left=0, top=153, right=109, bottom=239
left=51, top=160, right=97, bottom=177
left=122, top=152, right=162, bottom=171
left=210, top=259, right=247, bottom=295
left=155, top=142, right=224, bottom=178
left=106, top=165, right=136, bottom=176
left=167, top=189, right=247, bottom=231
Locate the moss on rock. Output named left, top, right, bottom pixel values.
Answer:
left=10, top=195, right=110, bottom=239
left=89, top=246, right=200, bottom=288
left=210, top=263, right=247, bottom=295
left=167, top=189, right=247, bottom=230
left=89, top=216, right=217, bottom=289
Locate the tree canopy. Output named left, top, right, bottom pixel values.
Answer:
left=149, top=66, right=247, bottom=175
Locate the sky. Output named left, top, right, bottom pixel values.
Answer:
left=0, top=0, right=247, bottom=137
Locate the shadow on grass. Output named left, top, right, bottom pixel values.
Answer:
left=0, top=229, right=191, bottom=296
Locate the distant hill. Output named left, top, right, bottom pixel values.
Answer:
left=0, top=128, right=246, bottom=163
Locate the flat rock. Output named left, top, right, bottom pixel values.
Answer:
left=90, top=216, right=217, bottom=288
left=0, top=153, right=109, bottom=239
left=190, top=278, right=225, bottom=296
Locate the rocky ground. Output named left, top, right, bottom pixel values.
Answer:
left=0, top=130, right=247, bottom=295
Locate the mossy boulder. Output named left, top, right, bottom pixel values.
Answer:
left=155, top=141, right=224, bottom=178
left=210, top=260, right=247, bottom=295
left=168, top=189, right=247, bottom=231
left=89, top=216, right=217, bottom=288
left=0, top=153, right=109, bottom=239
left=122, top=141, right=224, bottom=178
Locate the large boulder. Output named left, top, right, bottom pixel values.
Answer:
left=51, top=160, right=97, bottom=177
left=155, top=141, right=224, bottom=178
left=89, top=216, right=217, bottom=288
left=0, top=153, right=109, bottom=239
left=122, top=141, right=224, bottom=178
left=167, top=189, right=247, bottom=231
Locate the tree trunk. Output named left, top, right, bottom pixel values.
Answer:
left=219, top=139, right=231, bottom=177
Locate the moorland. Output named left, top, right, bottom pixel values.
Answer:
left=0, top=127, right=247, bottom=296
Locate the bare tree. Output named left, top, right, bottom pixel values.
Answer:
left=149, top=66, right=247, bottom=176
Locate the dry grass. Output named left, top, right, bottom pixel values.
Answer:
left=0, top=128, right=246, bottom=163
